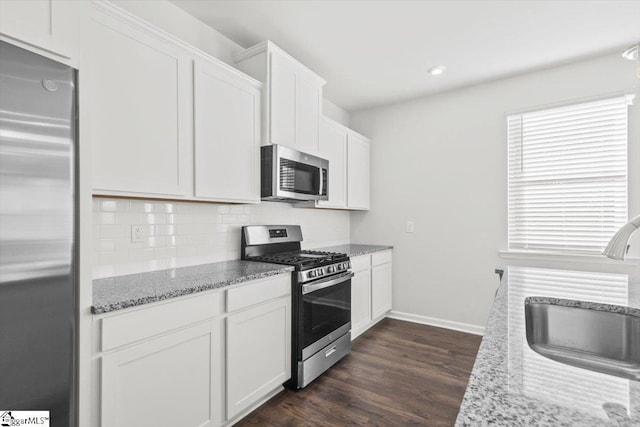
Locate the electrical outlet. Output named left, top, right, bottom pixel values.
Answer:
left=406, top=221, right=415, bottom=233
left=131, top=225, right=143, bottom=243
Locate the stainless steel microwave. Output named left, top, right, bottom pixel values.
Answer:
left=261, top=144, right=328, bottom=201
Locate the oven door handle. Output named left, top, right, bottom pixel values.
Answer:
left=301, top=271, right=354, bottom=295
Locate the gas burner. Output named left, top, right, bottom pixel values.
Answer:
left=248, top=250, right=347, bottom=270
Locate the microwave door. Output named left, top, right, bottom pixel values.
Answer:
left=261, top=144, right=329, bottom=201
left=279, top=159, right=321, bottom=199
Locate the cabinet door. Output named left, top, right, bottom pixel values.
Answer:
left=0, top=0, right=78, bottom=64
left=317, top=119, right=347, bottom=208
left=347, top=133, right=371, bottom=210
left=84, top=7, right=190, bottom=196
left=194, top=59, right=260, bottom=202
left=226, top=297, right=291, bottom=420
left=101, top=321, right=221, bottom=427
left=269, top=52, right=297, bottom=147
left=295, top=72, right=321, bottom=155
left=371, top=262, right=392, bottom=319
left=351, top=268, right=371, bottom=339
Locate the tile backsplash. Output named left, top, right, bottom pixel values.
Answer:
left=93, top=197, right=350, bottom=279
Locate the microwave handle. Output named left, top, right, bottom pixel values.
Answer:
left=319, top=167, right=325, bottom=197
left=302, top=271, right=354, bottom=295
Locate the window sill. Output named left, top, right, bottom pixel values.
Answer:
left=498, top=250, right=640, bottom=266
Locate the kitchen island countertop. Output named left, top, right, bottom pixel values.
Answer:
left=455, top=267, right=640, bottom=426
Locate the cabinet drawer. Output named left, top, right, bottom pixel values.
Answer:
left=226, top=274, right=291, bottom=313
left=350, top=254, right=370, bottom=272
left=100, top=292, right=222, bottom=352
left=372, top=250, right=392, bottom=266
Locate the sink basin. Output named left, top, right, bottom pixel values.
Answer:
left=525, top=297, right=640, bottom=381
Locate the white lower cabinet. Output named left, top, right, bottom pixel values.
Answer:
left=350, top=264, right=371, bottom=338
left=371, top=262, right=393, bottom=319
left=93, top=274, right=292, bottom=427
left=100, top=321, right=220, bottom=427
left=226, top=297, right=291, bottom=419
left=350, top=250, right=393, bottom=339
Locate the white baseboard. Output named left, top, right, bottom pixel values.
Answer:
left=387, top=310, right=485, bottom=336
left=224, top=386, right=283, bottom=426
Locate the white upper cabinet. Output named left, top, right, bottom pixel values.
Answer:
left=304, top=116, right=371, bottom=211
left=81, top=3, right=262, bottom=202
left=193, top=58, right=261, bottom=203
left=234, top=41, right=325, bottom=155
left=0, top=0, right=79, bottom=66
left=82, top=4, right=191, bottom=197
left=269, top=52, right=298, bottom=147
left=347, top=132, right=371, bottom=210
left=317, top=117, right=348, bottom=209
left=295, top=70, right=322, bottom=155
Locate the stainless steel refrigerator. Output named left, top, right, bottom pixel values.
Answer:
left=0, top=40, right=76, bottom=426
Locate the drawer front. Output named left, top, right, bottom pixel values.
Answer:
left=226, top=274, right=291, bottom=313
left=101, top=292, right=222, bottom=351
left=371, top=250, right=392, bottom=266
left=350, top=254, right=371, bottom=272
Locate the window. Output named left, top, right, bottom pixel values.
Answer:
left=507, top=95, right=634, bottom=254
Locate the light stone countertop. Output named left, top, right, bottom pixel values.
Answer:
left=312, top=243, right=393, bottom=257
left=92, top=260, right=293, bottom=314
left=92, top=244, right=392, bottom=314
left=455, top=267, right=640, bottom=426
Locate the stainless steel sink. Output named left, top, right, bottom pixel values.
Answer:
left=525, top=298, right=640, bottom=381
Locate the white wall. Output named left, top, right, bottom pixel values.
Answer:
left=112, top=0, right=243, bottom=65
left=350, top=53, right=640, bottom=331
left=323, top=98, right=350, bottom=126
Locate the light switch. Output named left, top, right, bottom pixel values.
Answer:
left=406, top=221, right=415, bottom=233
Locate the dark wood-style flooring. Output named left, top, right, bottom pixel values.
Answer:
left=236, top=318, right=483, bottom=426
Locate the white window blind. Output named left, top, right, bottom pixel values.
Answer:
left=508, top=95, right=634, bottom=254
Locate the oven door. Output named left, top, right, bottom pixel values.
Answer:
left=299, top=271, right=353, bottom=360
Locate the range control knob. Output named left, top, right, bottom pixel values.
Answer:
left=318, top=269, right=324, bottom=276
left=308, top=270, right=316, bottom=278
left=328, top=266, right=336, bottom=273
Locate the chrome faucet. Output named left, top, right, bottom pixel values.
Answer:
left=602, top=214, right=640, bottom=260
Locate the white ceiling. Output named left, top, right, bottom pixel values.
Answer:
left=171, top=0, right=640, bottom=111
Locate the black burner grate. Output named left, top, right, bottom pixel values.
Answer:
left=249, top=250, right=346, bottom=268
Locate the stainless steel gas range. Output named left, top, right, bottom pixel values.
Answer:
left=241, top=225, right=352, bottom=389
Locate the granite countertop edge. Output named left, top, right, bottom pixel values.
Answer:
left=91, top=262, right=294, bottom=315
left=525, top=296, right=640, bottom=317
left=313, top=243, right=394, bottom=257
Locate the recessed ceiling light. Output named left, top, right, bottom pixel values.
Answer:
left=428, top=65, right=446, bottom=76
left=622, top=43, right=639, bottom=61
